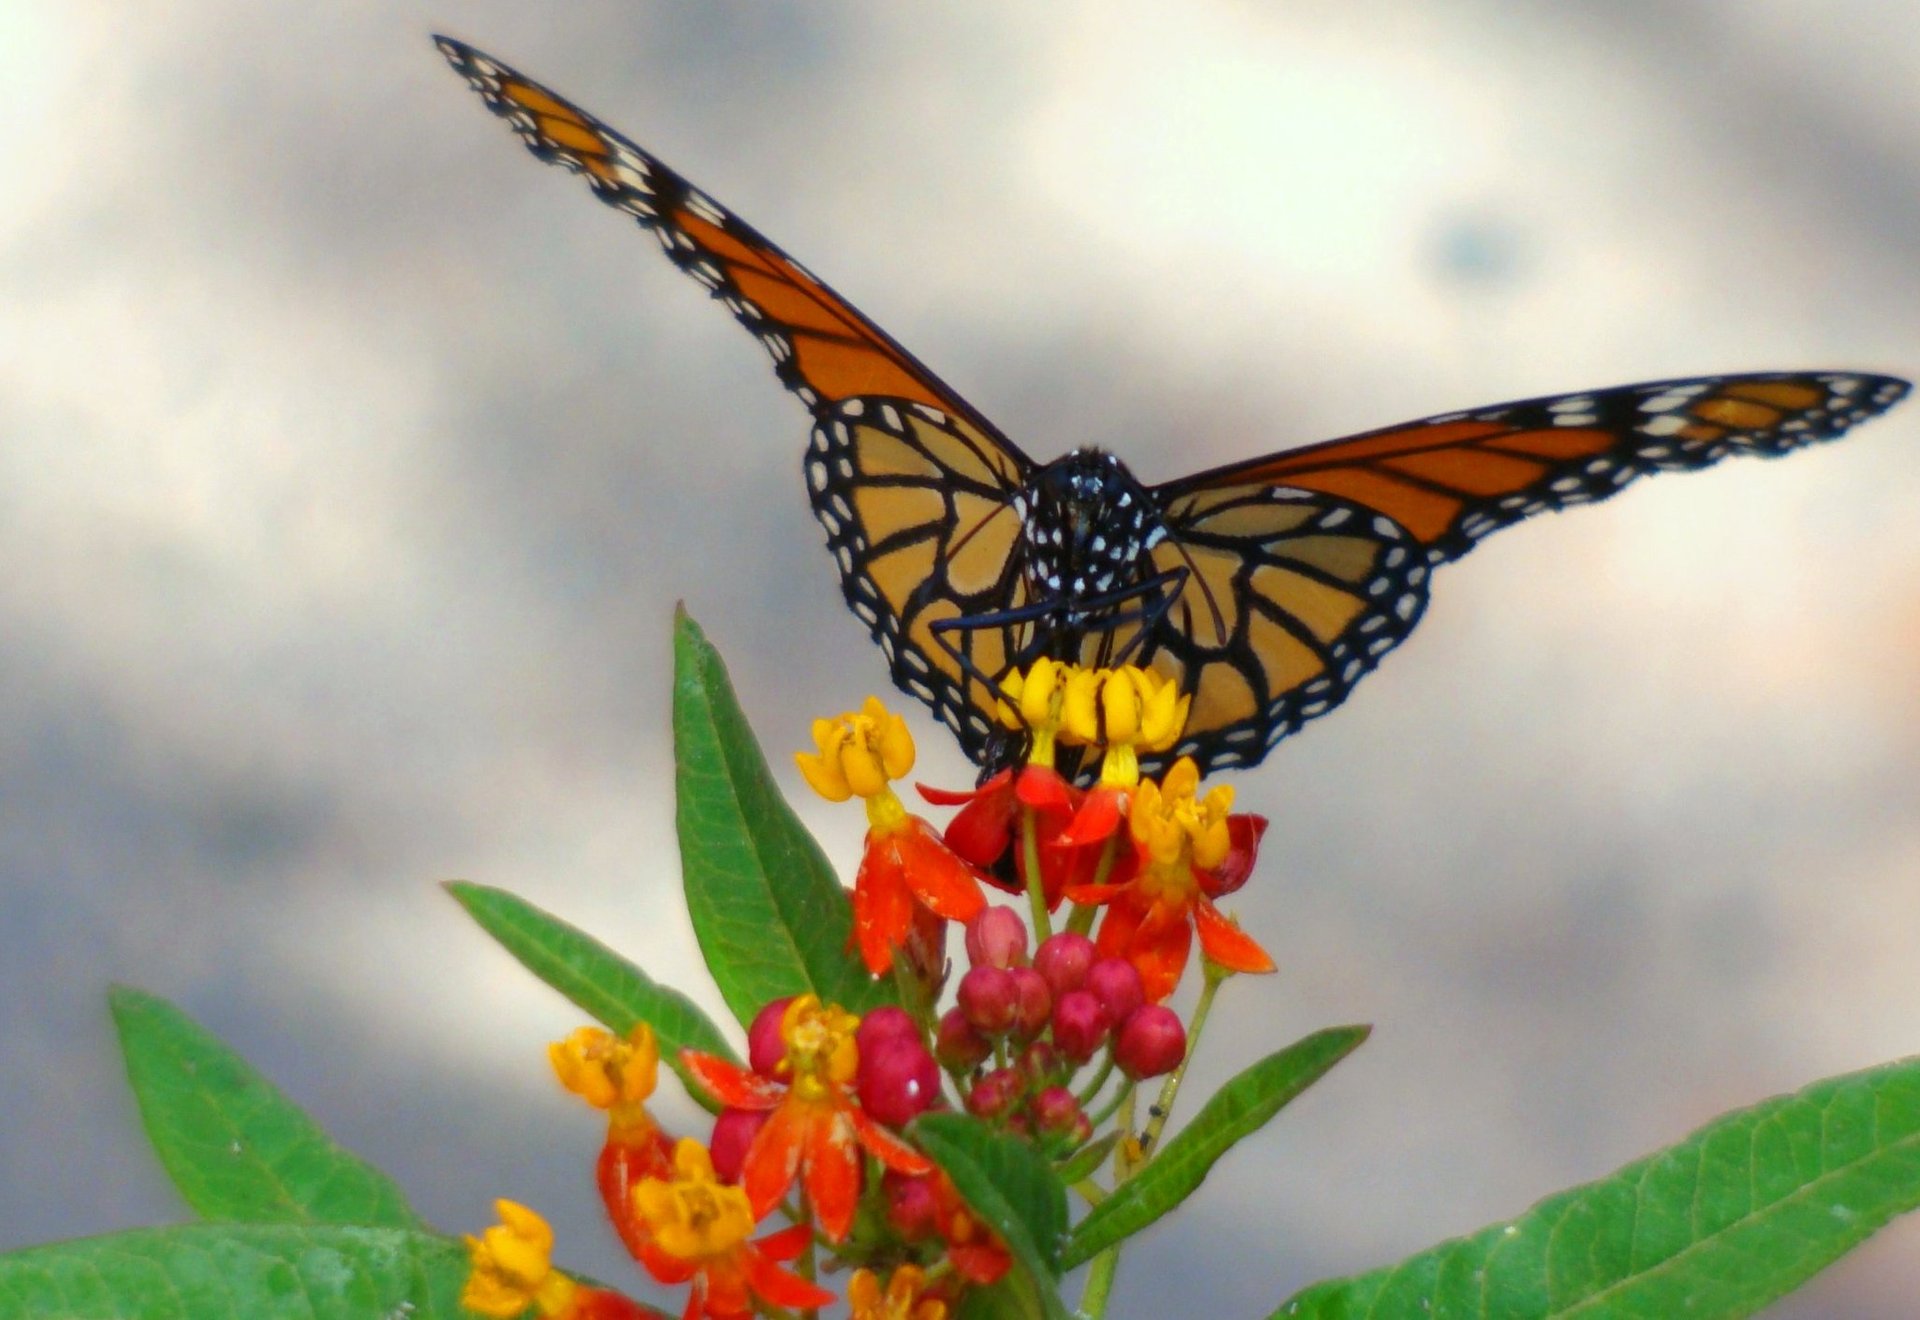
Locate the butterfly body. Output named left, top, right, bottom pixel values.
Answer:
left=438, top=37, right=1910, bottom=780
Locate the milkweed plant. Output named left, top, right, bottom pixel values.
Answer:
left=7, top=608, right=1920, bottom=1320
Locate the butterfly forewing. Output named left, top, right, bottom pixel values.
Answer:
left=1166, top=372, right=1910, bottom=565
left=435, top=37, right=1018, bottom=439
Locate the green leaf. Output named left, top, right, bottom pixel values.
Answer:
left=0, top=1224, right=472, bottom=1319
left=1055, top=1131, right=1122, bottom=1187
left=109, top=988, right=419, bottom=1228
left=911, top=1112, right=1072, bottom=1320
left=1275, top=1054, right=1920, bottom=1319
left=1064, top=1025, right=1368, bottom=1268
left=955, top=1272, right=1050, bottom=1320
left=671, top=606, right=892, bottom=1024
left=447, top=880, right=740, bottom=1091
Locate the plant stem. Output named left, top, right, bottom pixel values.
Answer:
left=1140, top=960, right=1227, bottom=1156
left=1020, top=805, right=1052, bottom=942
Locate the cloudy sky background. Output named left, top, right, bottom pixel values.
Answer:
left=4, top=3, right=1919, bottom=1315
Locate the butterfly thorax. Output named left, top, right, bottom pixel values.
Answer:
left=1019, top=450, right=1161, bottom=615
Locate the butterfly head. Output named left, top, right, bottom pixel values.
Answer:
left=1021, top=450, right=1159, bottom=603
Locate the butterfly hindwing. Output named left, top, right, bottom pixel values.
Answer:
left=435, top=37, right=1011, bottom=431
left=807, top=398, right=1036, bottom=762
left=1136, top=487, right=1430, bottom=773
left=1165, top=372, right=1910, bottom=565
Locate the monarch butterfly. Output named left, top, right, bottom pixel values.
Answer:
left=437, top=38, right=1909, bottom=780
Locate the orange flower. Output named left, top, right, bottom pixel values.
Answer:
left=798, top=698, right=987, bottom=973
left=1072, top=758, right=1272, bottom=1001
left=549, top=1024, right=676, bottom=1261
left=630, top=1139, right=835, bottom=1320
left=849, top=1263, right=950, bottom=1320
left=681, top=996, right=932, bottom=1241
left=462, top=1200, right=663, bottom=1320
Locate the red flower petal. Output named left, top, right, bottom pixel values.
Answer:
left=801, top=1110, right=864, bottom=1241
left=896, top=818, right=987, bottom=922
left=744, top=1247, right=839, bottom=1310
left=754, top=1222, right=814, bottom=1262
left=741, top=1102, right=806, bottom=1220
left=1202, top=814, right=1268, bottom=897
left=1193, top=897, right=1276, bottom=974
left=1055, top=785, right=1125, bottom=847
left=849, top=1106, right=934, bottom=1176
left=681, top=1051, right=785, bottom=1111
left=853, top=836, right=913, bottom=975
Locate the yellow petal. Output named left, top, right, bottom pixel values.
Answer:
left=796, top=750, right=853, bottom=802
left=879, top=709, right=916, bottom=779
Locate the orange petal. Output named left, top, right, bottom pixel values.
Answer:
left=1194, top=898, right=1277, bottom=975
left=745, top=1246, right=839, bottom=1310
left=849, top=1107, right=934, bottom=1175
left=742, top=1103, right=806, bottom=1220
left=802, top=1111, right=864, bottom=1241
left=1126, top=907, right=1194, bottom=1002
left=681, top=1051, right=784, bottom=1111
left=897, top=819, right=986, bottom=922
left=854, top=838, right=913, bottom=974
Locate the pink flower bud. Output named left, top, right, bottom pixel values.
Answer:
left=1034, top=931, right=1095, bottom=996
left=1050, top=989, right=1112, bottom=1063
left=958, top=965, right=1018, bottom=1036
left=747, top=996, right=794, bottom=1075
left=965, top=906, right=1030, bottom=969
left=708, top=1107, right=768, bottom=1183
left=858, top=1038, right=942, bottom=1128
left=883, top=1170, right=939, bottom=1240
left=1114, top=1004, right=1186, bottom=1079
left=935, top=1006, right=992, bottom=1071
left=856, top=1005, right=920, bottom=1058
left=967, top=1066, right=1025, bottom=1119
left=1008, top=966, right=1052, bottom=1041
left=1086, top=958, right=1144, bottom=1024
left=1031, top=1086, right=1090, bottom=1142
left=1017, top=1039, right=1062, bottom=1085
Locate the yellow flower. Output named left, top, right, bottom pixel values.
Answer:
left=547, top=1023, right=659, bottom=1115
left=462, top=1200, right=576, bottom=1319
left=995, top=656, right=1074, bottom=767
left=633, top=1138, right=757, bottom=1262
left=1130, top=757, right=1234, bottom=871
left=796, top=696, right=916, bottom=831
left=1062, top=666, right=1189, bottom=788
left=779, top=994, right=861, bottom=1101
left=849, top=1263, right=949, bottom=1320
left=797, top=696, right=915, bottom=801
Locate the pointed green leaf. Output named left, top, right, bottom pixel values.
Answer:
left=911, top=1112, right=1072, bottom=1320
left=1275, top=1054, right=1920, bottom=1319
left=955, top=1272, right=1050, bottom=1320
left=1064, top=1025, right=1367, bottom=1267
left=672, top=607, right=892, bottom=1023
left=1055, top=1131, right=1122, bottom=1187
left=110, top=988, right=419, bottom=1228
left=447, top=880, right=740, bottom=1093
left=0, top=1224, right=473, bottom=1319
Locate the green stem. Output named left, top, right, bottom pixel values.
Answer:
left=1073, top=1054, right=1116, bottom=1108
left=1020, top=804, right=1052, bottom=942
left=1139, top=960, right=1228, bottom=1158
left=1079, top=1245, right=1121, bottom=1319
left=1085, top=1076, right=1132, bottom=1132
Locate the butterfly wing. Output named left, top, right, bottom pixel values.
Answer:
left=438, top=38, right=1047, bottom=753
left=1165, top=372, right=1910, bottom=564
left=807, top=398, right=1036, bottom=764
left=434, top=37, right=1019, bottom=441
left=1142, top=371, right=1910, bottom=771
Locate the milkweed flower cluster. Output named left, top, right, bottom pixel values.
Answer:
left=462, top=667, right=1276, bottom=1318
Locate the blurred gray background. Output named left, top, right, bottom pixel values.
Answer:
left=3, top=3, right=1917, bottom=1316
